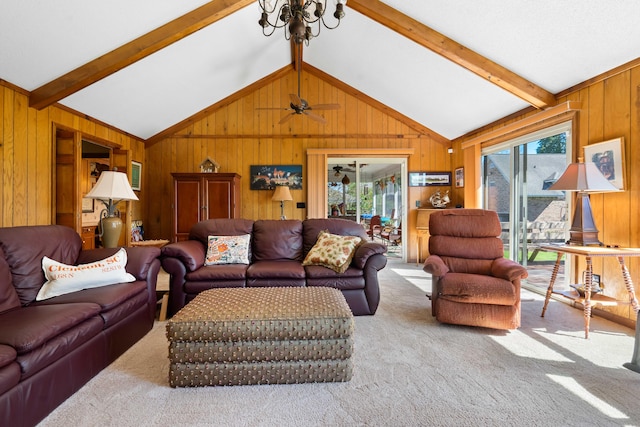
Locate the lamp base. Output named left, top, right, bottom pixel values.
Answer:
left=101, top=216, right=123, bottom=248
left=567, top=192, right=603, bottom=246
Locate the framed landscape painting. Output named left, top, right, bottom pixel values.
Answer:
left=250, top=165, right=303, bottom=190
left=408, top=172, right=451, bottom=187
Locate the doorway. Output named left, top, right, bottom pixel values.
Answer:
left=328, top=158, right=406, bottom=260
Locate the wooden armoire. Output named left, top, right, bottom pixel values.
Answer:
left=172, top=173, right=241, bottom=242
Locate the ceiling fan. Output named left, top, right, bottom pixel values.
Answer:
left=257, top=45, right=340, bottom=125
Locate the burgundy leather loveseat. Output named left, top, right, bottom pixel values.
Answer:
left=161, top=218, right=388, bottom=317
left=0, top=225, right=161, bottom=427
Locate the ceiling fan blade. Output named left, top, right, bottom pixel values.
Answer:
left=278, top=113, right=295, bottom=125
left=308, top=103, right=340, bottom=110
left=303, top=111, right=327, bottom=125
left=289, top=93, right=303, bottom=107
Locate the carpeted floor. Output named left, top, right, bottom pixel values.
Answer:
left=39, top=259, right=640, bottom=426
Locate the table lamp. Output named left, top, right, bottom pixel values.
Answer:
left=548, top=158, right=618, bottom=246
left=85, top=170, right=139, bottom=248
left=272, top=185, right=293, bottom=220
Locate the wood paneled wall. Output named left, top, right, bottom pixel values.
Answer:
left=144, top=69, right=452, bottom=262
left=454, top=63, right=640, bottom=321
left=0, top=83, right=145, bottom=228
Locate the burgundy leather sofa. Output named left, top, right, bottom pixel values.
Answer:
left=0, top=225, right=161, bottom=427
left=161, top=218, right=388, bottom=317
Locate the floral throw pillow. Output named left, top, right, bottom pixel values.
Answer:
left=302, top=230, right=362, bottom=273
left=205, top=234, right=251, bottom=265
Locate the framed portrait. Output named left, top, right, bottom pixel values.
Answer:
left=408, top=172, right=451, bottom=187
left=455, top=167, right=464, bottom=188
left=131, top=161, right=142, bottom=191
left=583, top=137, right=625, bottom=190
left=250, top=165, right=303, bottom=190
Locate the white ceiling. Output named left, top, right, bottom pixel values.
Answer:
left=2, top=1, right=639, bottom=141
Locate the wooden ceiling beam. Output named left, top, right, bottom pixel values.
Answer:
left=348, top=0, right=556, bottom=109
left=29, top=0, right=254, bottom=110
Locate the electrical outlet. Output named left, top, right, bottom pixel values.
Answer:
left=296, top=202, right=306, bottom=209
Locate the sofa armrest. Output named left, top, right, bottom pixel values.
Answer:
left=491, top=258, right=528, bottom=282
left=352, top=242, right=387, bottom=269
left=423, top=255, right=449, bottom=277
left=161, top=240, right=206, bottom=272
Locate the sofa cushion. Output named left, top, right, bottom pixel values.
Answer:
left=186, top=264, right=248, bottom=282
left=302, top=231, right=362, bottom=273
left=205, top=234, right=251, bottom=265
left=0, top=344, right=19, bottom=395
left=189, top=219, right=255, bottom=245
left=246, top=260, right=306, bottom=287
left=252, top=220, right=303, bottom=262
left=0, top=225, right=82, bottom=305
left=439, top=272, right=517, bottom=306
left=0, top=246, right=20, bottom=314
left=0, top=303, right=101, bottom=354
left=37, top=248, right=136, bottom=301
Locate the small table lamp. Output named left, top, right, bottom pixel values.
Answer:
left=548, top=158, right=618, bottom=246
left=85, top=170, right=139, bottom=248
left=272, top=185, right=293, bottom=220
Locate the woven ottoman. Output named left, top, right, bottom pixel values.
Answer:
left=166, top=287, right=354, bottom=387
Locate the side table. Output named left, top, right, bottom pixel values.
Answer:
left=539, top=244, right=640, bottom=339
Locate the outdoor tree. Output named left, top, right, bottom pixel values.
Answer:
left=536, top=134, right=566, bottom=154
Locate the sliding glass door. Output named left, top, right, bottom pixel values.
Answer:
left=482, top=123, right=571, bottom=292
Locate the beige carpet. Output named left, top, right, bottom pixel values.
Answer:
left=39, top=260, right=640, bottom=426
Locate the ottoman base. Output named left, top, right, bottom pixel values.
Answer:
left=170, top=359, right=352, bottom=387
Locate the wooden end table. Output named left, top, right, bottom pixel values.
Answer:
left=539, top=244, right=640, bottom=339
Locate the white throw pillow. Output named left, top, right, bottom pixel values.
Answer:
left=205, top=234, right=251, bottom=265
left=37, top=248, right=136, bottom=301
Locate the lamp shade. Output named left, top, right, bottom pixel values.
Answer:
left=272, top=185, right=293, bottom=202
left=548, top=161, right=618, bottom=193
left=85, top=171, right=139, bottom=201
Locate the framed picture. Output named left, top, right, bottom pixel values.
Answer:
left=408, top=171, right=451, bottom=187
left=455, top=167, right=464, bottom=188
left=583, top=137, right=625, bottom=190
left=250, top=165, right=302, bottom=190
left=131, top=161, right=142, bottom=191
left=82, top=197, right=94, bottom=213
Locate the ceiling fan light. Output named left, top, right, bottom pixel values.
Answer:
left=334, top=3, right=345, bottom=19
left=280, top=5, right=291, bottom=22
left=315, top=3, right=324, bottom=18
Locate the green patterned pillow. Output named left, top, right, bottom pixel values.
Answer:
left=302, top=230, right=362, bottom=273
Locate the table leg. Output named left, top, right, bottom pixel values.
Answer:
left=617, top=256, right=640, bottom=312
left=541, top=252, right=564, bottom=317
left=583, top=256, right=593, bottom=339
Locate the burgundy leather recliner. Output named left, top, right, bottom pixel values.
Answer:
left=423, top=209, right=528, bottom=330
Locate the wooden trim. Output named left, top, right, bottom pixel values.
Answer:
left=460, top=101, right=581, bottom=150
left=306, top=148, right=415, bottom=156
left=348, top=0, right=556, bottom=109
left=170, top=134, right=433, bottom=140
left=29, top=0, right=254, bottom=109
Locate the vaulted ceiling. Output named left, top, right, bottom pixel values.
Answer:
left=2, top=1, right=639, bottom=143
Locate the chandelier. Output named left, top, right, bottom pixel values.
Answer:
left=258, top=0, right=346, bottom=45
